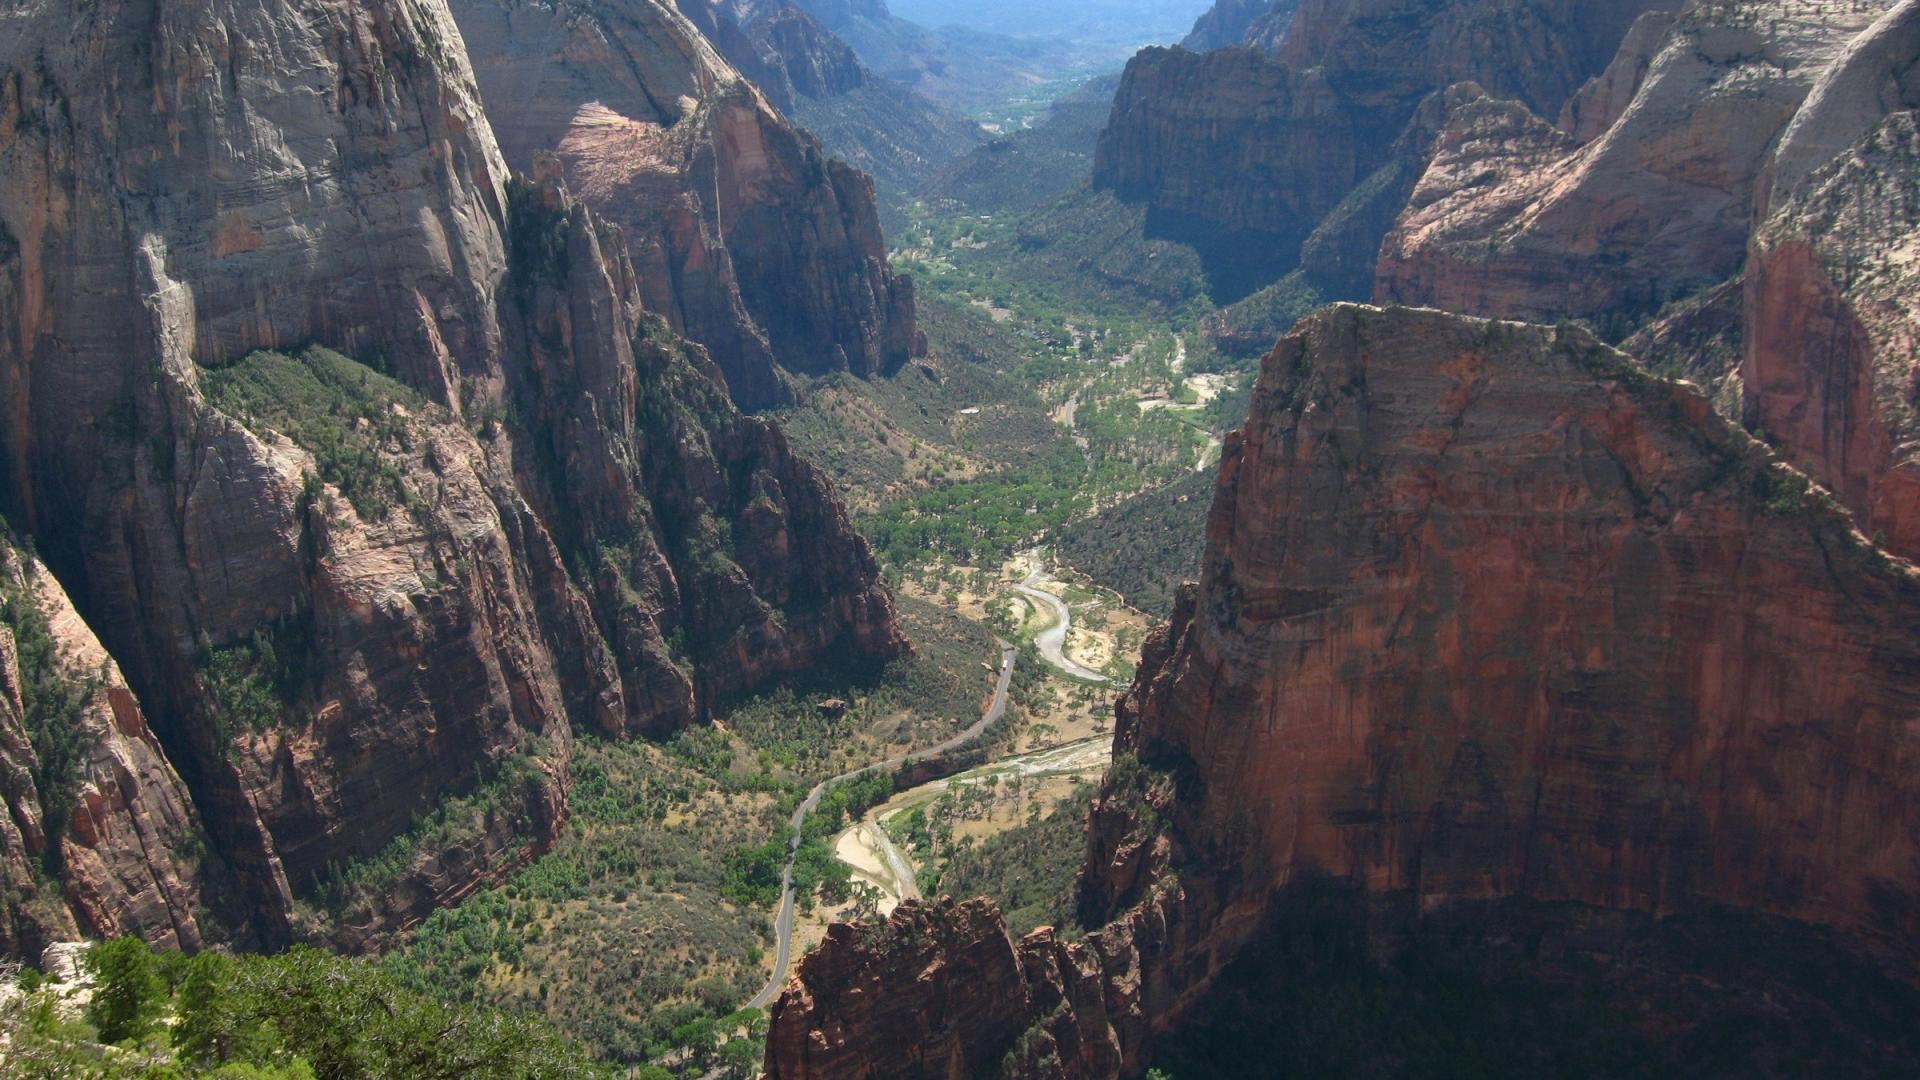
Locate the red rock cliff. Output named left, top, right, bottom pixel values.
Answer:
left=1376, top=1, right=1895, bottom=325
left=1740, top=0, right=1920, bottom=559
left=449, top=0, right=919, bottom=410
left=1091, top=1, right=1657, bottom=297
left=0, top=0, right=901, bottom=953
left=767, top=304, right=1920, bottom=1077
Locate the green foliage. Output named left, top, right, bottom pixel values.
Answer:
left=860, top=453, right=1087, bottom=567
left=386, top=738, right=770, bottom=1064
left=194, top=615, right=318, bottom=737
left=937, top=784, right=1095, bottom=936
left=1055, top=471, right=1213, bottom=618
left=199, top=347, right=427, bottom=520
left=720, top=840, right=789, bottom=908
left=86, top=936, right=166, bottom=1044
left=310, top=752, right=547, bottom=912
left=0, top=545, right=95, bottom=864
left=12, top=937, right=599, bottom=1075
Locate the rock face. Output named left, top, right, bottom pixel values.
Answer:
left=0, top=0, right=901, bottom=954
left=0, top=542, right=209, bottom=959
left=681, top=0, right=985, bottom=195
left=448, top=0, right=920, bottom=410
left=1376, top=1, right=1896, bottom=326
left=767, top=305, right=1920, bottom=1077
left=1741, top=0, right=1920, bottom=558
left=1180, top=0, right=1300, bottom=52
left=1370, top=1, right=1920, bottom=561
left=1091, top=1, right=1658, bottom=301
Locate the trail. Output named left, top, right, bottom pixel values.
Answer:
left=745, top=639, right=1018, bottom=1010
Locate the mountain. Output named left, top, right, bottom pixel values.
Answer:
left=1180, top=0, right=1299, bottom=52
left=679, top=0, right=988, bottom=196
left=1374, top=0, right=1920, bottom=557
left=789, top=0, right=1077, bottom=112
left=0, top=0, right=901, bottom=955
left=764, top=304, right=1920, bottom=1078
left=1091, top=0, right=1662, bottom=304
left=448, top=0, right=922, bottom=411
left=1375, top=1, right=1890, bottom=329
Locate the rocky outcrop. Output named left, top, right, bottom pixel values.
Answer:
left=1092, top=1, right=1658, bottom=302
left=0, top=543, right=209, bottom=959
left=449, top=0, right=920, bottom=410
left=1180, top=0, right=1300, bottom=52
left=1740, top=0, right=1920, bottom=559
left=674, top=0, right=985, bottom=197
left=768, top=304, right=1920, bottom=1076
left=1376, top=1, right=1895, bottom=327
left=0, top=0, right=901, bottom=954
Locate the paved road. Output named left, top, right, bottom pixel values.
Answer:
left=745, top=639, right=1018, bottom=1010
left=1014, top=567, right=1117, bottom=685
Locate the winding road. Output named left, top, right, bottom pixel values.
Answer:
left=744, top=639, right=1019, bottom=1010
left=1014, top=566, right=1118, bottom=685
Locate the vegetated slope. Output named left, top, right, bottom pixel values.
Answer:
left=775, top=297, right=1064, bottom=512
left=0, top=0, right=900, bottom=957
left=388, top=592, right=1008, bottom=1066
left=923, top=75, right=1122, bottom=214
left=1053, top=471, right=1212, bottom=618
left=765, top=306, right=1920, bottom=1079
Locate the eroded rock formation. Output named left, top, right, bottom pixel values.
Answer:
left=1740, top=0, right=1920, bottom=557
left=0, top=542, right=209, bottom=959
left=1092, top=0, right=1658, bottom=300
left=767, top=304, right=1920, bottom=1077
left=1377, top=0, right=1895, bottom=326
left=449, top=0, right=919, bottom=410
left=0, top=0, right=901, bottom=953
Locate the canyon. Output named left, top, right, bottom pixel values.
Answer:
left=766, top=303, right=1920, bottom=1078
left=0, top=0, right=902, bottom=957
left=3, top=0, right=1920, bottom=1075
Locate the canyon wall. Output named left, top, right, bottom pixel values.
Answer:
left=1091, top=0, right=1659, bottom=300
left=1377, top=0, right=1895, bottom=326
left=767, top=304, right=1920, bottom=1077
left=449, top=0, right=920, bottom=410
left=0, top=0, right=900, bottom=952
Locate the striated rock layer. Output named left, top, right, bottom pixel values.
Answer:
left=449, top=0, right=920, bottom=410
left=1740, top=0, right=1920, bottom=559
left=1092, top=1, right=1658, bottom=301
left=0, top=541, right=209, bottom=959
left=1377, top=1, right=1896, bottom=326
left=767, top=305, right=1920, bottom=1077
left=0, top=0, right=901, bottom=952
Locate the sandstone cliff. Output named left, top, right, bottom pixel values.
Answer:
left=682, top=0, right=985, bottom=195
left=0, top=0, right=901, bottom=953
left=1092, top=1, right=1658, bottom=302
left=0, top=541, right=209, bottom=959
left=1376, top=1, right=1894, bottom=326
left=767, top=305, right=1920, bottom=1077
left=1369, top=1, right=1920, bottom=562
left=449, top=0, right=920, bottom=410
left=1180, top=0, right=1300, bottom=52
left=1740, top=0, right=1920, bottom=558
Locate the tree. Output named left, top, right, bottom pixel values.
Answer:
left=85, top=937, right=166, bottom=1044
